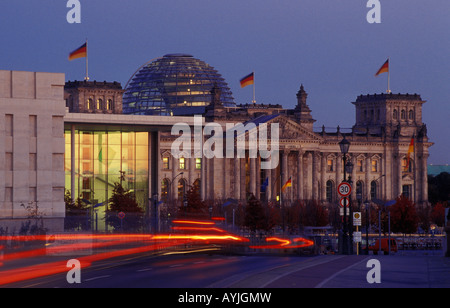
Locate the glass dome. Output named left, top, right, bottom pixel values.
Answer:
left=123, top=54, right=235, bottom=116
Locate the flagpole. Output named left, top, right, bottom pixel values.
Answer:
left=387, top=57, right=391, bottom=93
left=252, top=71, right=256, bottom=104
left=85, top=39, right=89, bottom=81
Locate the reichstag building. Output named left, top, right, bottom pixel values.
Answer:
left=0, top=54, right=432, bottom=231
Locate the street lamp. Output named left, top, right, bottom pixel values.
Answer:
left=339, top=136, right=351, bottom=254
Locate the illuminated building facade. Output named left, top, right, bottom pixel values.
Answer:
left=0, top=63, right=432, bottom=232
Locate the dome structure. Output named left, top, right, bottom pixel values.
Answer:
left=123, top=54, right=235, bottom=116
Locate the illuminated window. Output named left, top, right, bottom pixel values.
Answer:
left=86, top=98, right=93, bottom=110
left=357, top=160, right=363, bottom=172
left=97, top=99, right=103, bottom=110
left=327, top=159, right=334, bottom=172
left=196, top=158, right=202, bottom=169
left=179, top=157, right=186, bottom=170
left=106, top=99, right=113, bottom=110
left=371, top=159, right=378, bottom=172
left=163, top=157, right=170, bottom=169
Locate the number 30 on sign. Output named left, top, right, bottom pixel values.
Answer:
left=338, top=182, right=351, bottom=197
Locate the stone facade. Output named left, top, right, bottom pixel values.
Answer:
left=160, top=86, right=432, bottom=207
left=0, top=70, right=66, bottom=221
left=64, top=80, right=124, bottom=114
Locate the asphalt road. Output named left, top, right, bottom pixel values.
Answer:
left=3, top=251, right=450, bottom=288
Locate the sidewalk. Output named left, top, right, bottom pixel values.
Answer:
left=319, top=254, right=450, bottom=288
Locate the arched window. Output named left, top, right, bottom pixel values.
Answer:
left=193, top=178, right=201, bottom=190
left=86, top=98, right=93, bottom=110
left=393, top=109, right=398, bottom=120
left=96, top=99, right=103, bottom=110
left=106, top=99, right=113, bottom=110
left=161, top=178, right=170, bottom=200
left=326, top=180, right=334, bottom=202
left=401, top=109, right=406, bottom=120
left=356, top=181, right=364, bottom=201
left=408, top=110, right=414, bottom=120
left=370, top=181, right=377, bottom=200
left=178, top=179, right=186, bottom=199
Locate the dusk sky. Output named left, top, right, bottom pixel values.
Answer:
left=0, top=0, right=448, bottom=164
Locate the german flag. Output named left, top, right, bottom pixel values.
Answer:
left=375, top=59, right=389, bottom=76
left=281, top=177, right=292, bottom=192
left=240, top=72, right=254, bottom=88
left=69, top=43, right=87, bottom=61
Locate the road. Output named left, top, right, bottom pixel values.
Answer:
left=3, top=250, right=450, bottom=288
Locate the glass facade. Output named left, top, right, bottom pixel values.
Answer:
left=65, top=128, right=149, bottom=230
left=123, top=54, right=235, bottom=116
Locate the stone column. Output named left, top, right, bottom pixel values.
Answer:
left=297, top=151, right=303, bottom=200
left=365, top=154, right=371, bottom=201
left=312, top=151, right=318, bottom=201
left=305, top=152, right=312, bottom=200
left=172, top=156, right=177, bottom=200
left=223, top=157, right=229, bottom=200
left=421, top=153, right=428, bottom=203
left=281, top=150, right=289, bottom=200
left=266, top=165, right=272, bottom=201
left=234, top=156, right=240, bottom=200
left=250, top=157, right=256, bottom=196
left=321, top=152, right=327, bottom=202
left=351, top=155, right=357, bottom=200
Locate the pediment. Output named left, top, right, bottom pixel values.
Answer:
left=274, top=116, right=322, bottom=141
left=402, top=173, right=414, bottom=181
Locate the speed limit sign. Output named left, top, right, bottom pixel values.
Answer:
left=338, top=182, right=352, bottom=197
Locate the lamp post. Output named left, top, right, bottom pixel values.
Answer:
left=151, top=192, right=159, bottom=234
left=183, top=196, right=188, bottom=217
left=345, top=159, right=354, bottom=254
left=339, top=137, right=350, bottom=254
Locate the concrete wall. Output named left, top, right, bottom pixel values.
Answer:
left=0, top=70, right=66, bottom=222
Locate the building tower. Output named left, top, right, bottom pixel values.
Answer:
left=64, top=80, right=124, bottom=114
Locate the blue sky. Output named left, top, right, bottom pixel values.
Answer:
left=0, top=0, right=449, bottom=164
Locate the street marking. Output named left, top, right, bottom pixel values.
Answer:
left=84, top=275, right=111, bottom=282
left=137, top=268, right=153, bottom=272
left=315, top=257, right=370, bottom=288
